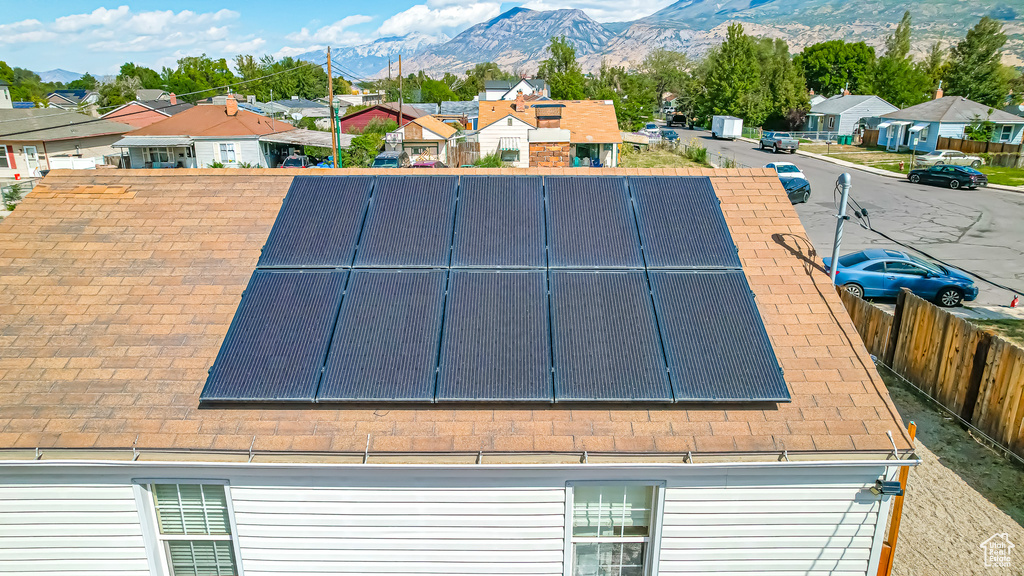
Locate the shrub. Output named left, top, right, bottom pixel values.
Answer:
left=237, top=162, right=257, bottom=168
left=3, top=183, right=23, bottom=211
left=473, top=152, right=504, bottom=168
left=208, top=161, right=225, bottom=168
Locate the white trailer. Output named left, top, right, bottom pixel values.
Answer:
left=711, top=115, right=743, bottom=140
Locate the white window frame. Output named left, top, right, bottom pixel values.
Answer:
left=998, top=125, right=1013, bottom=142
left=564, top=481, right=666, bottom=576
left=0, top=146, right=8, bottom=169
left=146, top=147, right=171, bottom=164
left=827, top=116, right=835, bottom=129
left=219, top=143, right=237, bottom=163
left=133, top=479, right=245, bottom=576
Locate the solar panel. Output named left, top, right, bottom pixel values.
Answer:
left=649, top=271, right=789, bottom=402
left=549, top=271, right=672, bottom=401
left=629, top=176, right=741, bottom=269
left=258, top=176, right=374, bottom=267
left=354, top=176, right=458, bottom=267
left=201, top=270, right=347, bottom=402
left=450, top=176, right=545, bottom=268
left=317, top=269, right=447, bottom=401
left=545, top=177, right=643, bottom=269
left=436, top=271, right=551, bottom=401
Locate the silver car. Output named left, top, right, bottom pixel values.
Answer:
left=915, top=149, right=983, bottom=168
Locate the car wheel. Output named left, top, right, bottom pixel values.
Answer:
left=759, top=142, right=764, bottom=150
left=802, top=190, right=811, bottom=203
left=970, top=160, right=981, bottom=168
left=843, top=283, right=864, bottom=299
left=774, top=144, right=779, bottom=153
left=949, top=179, right=960, bottom=189
left=936, top=287, right=963, bottom=307
left=909, top=174, right=921, bottom=183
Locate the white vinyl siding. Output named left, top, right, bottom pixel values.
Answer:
left=0, top=483, right=150, bottom=576
left=834, top=98, right=898, bottom=135
left=229, top=486, right=566, bottom=575
left=194, top=139, right=263, bottom=168
left=477, top=117, right=532, bottom=168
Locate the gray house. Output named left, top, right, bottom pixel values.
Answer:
left=804, top=95, right=898, bottom=135
left=877, top=95, right=1024, bottom=152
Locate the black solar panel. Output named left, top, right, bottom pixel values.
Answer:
left=318, top=269, right=447, bottom=401
left=354, top=176, right=458, bottom=267
left=545, top=177, right=643, bottom=268
left=258, top=176, right=374, bottom=267
left=450, top=176, right=545, bottom=268
left=649, top=271, right=789, bottom=402
left=549, top=271, right=673, bottom=401
left=436, top=271, right=551, bottom=401
left=629, top=177, right=741, bottom=269
left=201, top=270, right=347, bottom=402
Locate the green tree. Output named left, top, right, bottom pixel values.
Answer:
left=916, top=42, right=947, bottom=95
left=872, top=11, right=930, bottom=107
left=758, top=37, right=809, bottom=128
left=1007, top=68, right=1024, bottom=105
left=455, top=62, right=516, bottom=100
left=640, top=49, right=689, bottom=105
left=118, top=63, right=163, bottom=89
left=794, top=40, right=875, bottom=96
left=160, top=54, right=236, bottom=103
left=0, top=63, right=59, bottom=104
left=66, top=73, right=97, bottom=90
left=944, top=17, right=1010, bottom=106
left=588, top=62, right=657, bottom=130
left=420, top=77, right=456, bottom=104
left=537, top=36, right=587, bottom=100
left=695, top=24, right=766, bottom=124
left=98, top=75, right=142, bottom=108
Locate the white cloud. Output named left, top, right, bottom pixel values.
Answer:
left=286, top=15, right=374, bottom=45
left=376, top=2, right=501, bottom=37
left=520, top=0, right=674, bottom=22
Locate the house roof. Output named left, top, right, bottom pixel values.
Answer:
left=405, top=102, right=440, bottom=115
left=46, top=89, right=93, bottom=104
left=0, top=168, right=912, bottom=462
left=484, top=80, right=513, bottom=90
left=478, top=100, right=622, bottom=143
left=883, top=96, right=1024, bottom=124
left=810, top=95, right=896, bottom=115
left=0, top=108, right=132, bottom=142
left=405, top=115, right=458, bottom=139
left=136, top=89, right=169, bottom=101
left=340, top=103, right=428, bottom=122
left=125, top=104, right=293, bottom=137
left=101, top=100, right=194, bottom=121
left=271, top=98, right=328, bottom=109
left=440, top=101, right=479, bottom=116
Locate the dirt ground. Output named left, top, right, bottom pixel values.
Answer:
left=880, top=366, right=1024, bottom=575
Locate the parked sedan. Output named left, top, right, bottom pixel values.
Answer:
left=765, top=161, right=805, bottom=180
left=822, top=249, right=978, bottom=307
left=908, top=165, right=988, bottom=189
left=781, top=177, right=811, bottom=204
left=759, top=131, right=799, bottom=153
left=915, top=149, right=983, bottom=168
left=662, top=129, right=679, bottom=141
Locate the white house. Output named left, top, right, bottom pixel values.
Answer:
left=482, top=79, right=549, bottom=101
left=804, top=94, right=898, bottom=135
left=385, top=115, right=459, bottom=163
left=476, top=113, right=535, bottom=167
left=0, top=108, right=132, bottom=177
left=0, top=168, right=918, bottom=576
left=877, top=95, right=1024, bottom=153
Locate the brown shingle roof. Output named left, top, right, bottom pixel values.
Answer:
left=0, top=168, right=911, bottom=460
left=126, top=104, right=293, bottom=137
left=406, top=115, right=458, bottom=139
left=478, top=100, right=622, bottom=144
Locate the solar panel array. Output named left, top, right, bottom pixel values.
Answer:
left=201, top=175, right=788, bottom=404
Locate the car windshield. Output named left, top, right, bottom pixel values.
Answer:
left=838, top=252, right=869, bottom=267
left=774, top=133, right=791, bottom=138
left=372, top=158, right=397, bottom=167
left=926, top=151, right=943, bottom=156
left=282, top=157, right=303, bottom=167
left=961, top=167, right=983, bottom=174
left=775, top=164, right=800, bottom=173
left=906, top=254, right=945, bottom=275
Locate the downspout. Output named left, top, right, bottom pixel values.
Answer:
left=877, top=421, right=917, bottom=576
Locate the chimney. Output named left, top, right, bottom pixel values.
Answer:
left=169, top=93, right=177, bottom=105
left=225, top=96, right=238, bottom=116
left=514, top=90, right=526, bottom=113
left=935, top=80, right=944, bottom=100
left=809, top=88, right=815, bottom=96
left=842, top=82, right=850, bottom=96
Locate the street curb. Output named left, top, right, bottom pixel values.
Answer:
left=737, top=136, right=1024, bottom=194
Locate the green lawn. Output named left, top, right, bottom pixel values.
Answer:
left=968, top=319, right=1024, bottom=347
left=802, top=145, right=1024, bottom=188
left=977, top=166, right=1024, bottom=187
left=618, top=147, right=707, bottom=168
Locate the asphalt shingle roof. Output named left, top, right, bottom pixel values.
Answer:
left=810, top=95, right=895, bottom=115
left=882, top=96, right=1024, bottom=124
left=0, top=108, right=132, bottom=142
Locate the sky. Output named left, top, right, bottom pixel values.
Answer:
left=0, top=0, right=676, bottom=76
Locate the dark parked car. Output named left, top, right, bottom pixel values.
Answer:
left=667, top=112, right=689, bottom=127
left=279, top=154, right=311, bottom=168
left=662, top=129, right=679, bottom=141
left=908, top=165, right=988, bottom=189
left=781, top=177, right=811, bottom=204
left=411, top=161, right=448, bottom=168
left=371, top=151, right=411, bottom=168
left=822, top=249, right=978, bottom=307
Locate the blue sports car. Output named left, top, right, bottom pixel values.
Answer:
left=823, top=249, right=978, bottom=307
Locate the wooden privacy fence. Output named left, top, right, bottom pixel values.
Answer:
left=838, top=288, right=1024, bottom=458
left=935, top=136, right=1022, bottom=155
left=862, top=129, right=879, bottom=148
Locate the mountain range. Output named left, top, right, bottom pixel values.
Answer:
left=324, top=1, right=1023, bottom=80
left=36, top=69, right=83, bottom=83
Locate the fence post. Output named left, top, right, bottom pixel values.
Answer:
left=960, top=332, right=993, bottom=423
left=883, top=289, right=908, bottom=366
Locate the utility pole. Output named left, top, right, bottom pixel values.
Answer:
left=829, top=173, right=852, bottom=284
left=398, top=55, right=403, bottom=125
left=327, top=46, right=338, bottom=169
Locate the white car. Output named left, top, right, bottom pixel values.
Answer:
left=915, top=149, right=983, bottom=168
left=765, top=161, right=805, bottom=179
left=641, top=123, right=661, bottom=137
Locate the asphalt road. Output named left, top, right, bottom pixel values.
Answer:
left=684, top=128, right=1024, bottom=307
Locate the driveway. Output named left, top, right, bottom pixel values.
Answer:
left=691, top=130, right=1024, bottom=307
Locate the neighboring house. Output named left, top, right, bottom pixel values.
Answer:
left=385, top=115, right=459, bottom=162
left=112, top=98, right=302, bottom=168
left=441, top=100, right=480, bottom=129
left=338, top=103, right=427, bottom=133
left=101, top=96, right=194, bottom=128
left=136, top=89, right=171, bottom=101
left=0, top=167, right=916, bottom=576
left=481, top=78, right=549, bottom=100
left=877, top=95, right=1024, bottom=152
left=0, top=80, right=12, bottom=109
left=267, top=97, right=330, bottom=120
left=0, top=108, right=132, bottom=177
left=45, top=89, right=101, bottom=114
left=477, top=94, right=622, bottom=167
left=804, top=94, right=898, bottom=135
left=330, top=91, right=386, bottom=107
left=404, top=102, right=439, bottom=115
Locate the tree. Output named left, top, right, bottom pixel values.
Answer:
left=944, top=17, right=1009, bottom=106
left=420, top=78, right=456, bottom=104
left=160, top=54, right=236, bottom=103
left=695, top=24, right=766, bottom=125
left=98, top=75, right=142, bottom=108
left=587, top=62, right=657, bottom=130
left=758, top=37, right=809, bottom=128
left=872, top=11, right=930, bottom=107
left=1007, top=68, right=1024, bottom=105
left=118, top=63, right=163, bottom=89
left=455, top=62, right=515, bottom=100
left=794, top=40, right=875, bottom=96
left=537, top=36, right=586, bottom=100
left=67, top=73, right=97, bottom=90
left=640, top=49, right=689, bottom=104
left=916, top=42, right=947, bottom=95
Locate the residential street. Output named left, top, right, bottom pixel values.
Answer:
left=692, top=130, right=1024, bottom=307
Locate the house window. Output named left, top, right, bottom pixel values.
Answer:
left=148, top=484, right=240, bottom=576
left=508, top=118, right=513, bottom=126
left=999, top=125, right=1013, bottom=142
left=570, top=485, right=657, bottom=576
left=219, top=143, right=236, bottom=163
left=147, top=147, right=171, bottom=163
left=827, top=116, right=835, bottom=129
left=0, top=146, right=8, bottom=169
